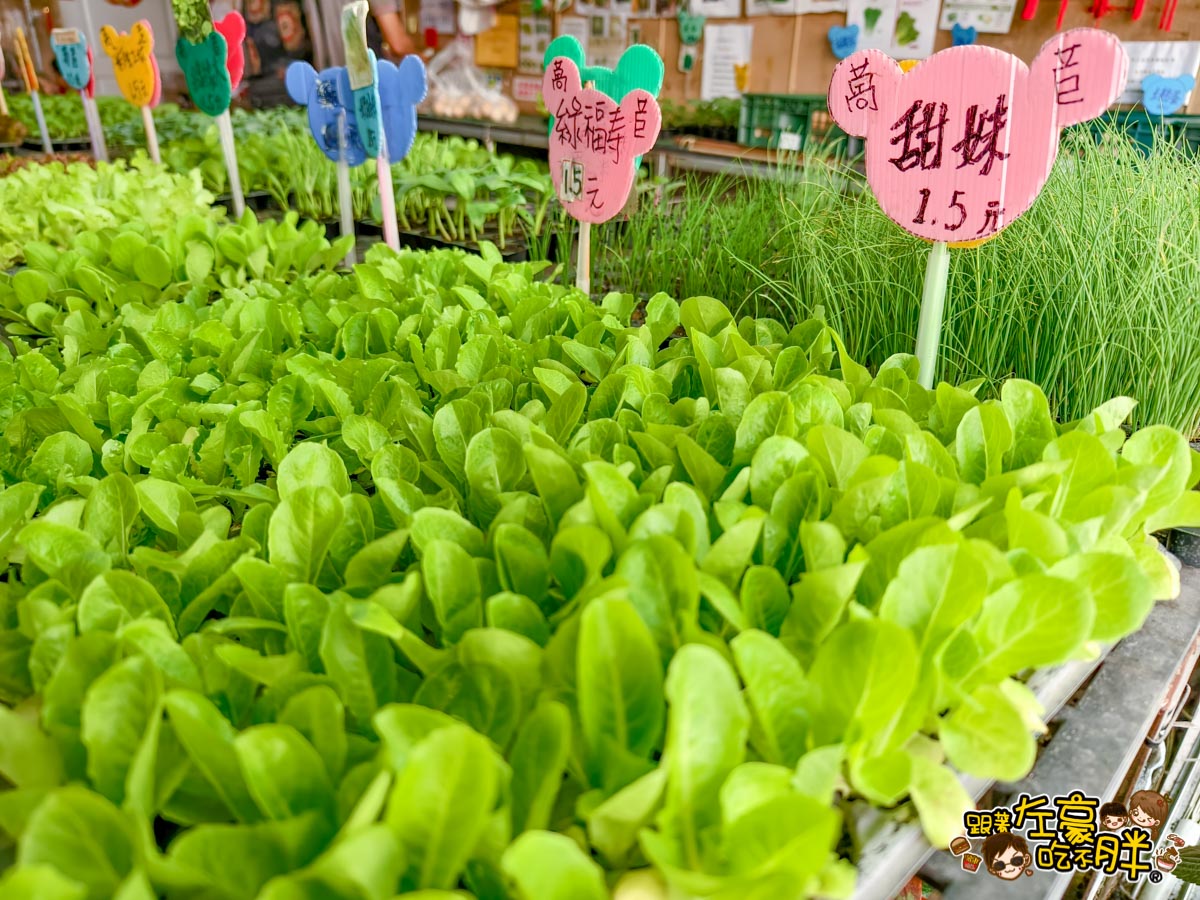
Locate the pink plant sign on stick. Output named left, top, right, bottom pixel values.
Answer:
left=543, top=55, right=662, bottom=225
left=828, top=29, right=1128, bottom=244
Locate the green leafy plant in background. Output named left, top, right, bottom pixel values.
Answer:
left=0, top=157, right=219, bottom=269
left=581, top=124, right=1200, bottom=437
left=1, top=231, right=1197, bottom=898
left=107, top=106, right=555, bottom=249
left=4, top=94, right=143, bottom=142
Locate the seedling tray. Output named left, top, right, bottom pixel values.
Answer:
left=22, top=136, right=90, bottom=151
left=322, top=220, right=540, bottom=264
left=213, top=190, right=274, bottom=215
left=738, top=94, right=844, bottom=150
left=855, top=554, right=1200, bottom=900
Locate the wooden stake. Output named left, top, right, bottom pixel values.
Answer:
left=141, top=105, right=160, bottom=163
left=577, top=79, right=596, bottom=295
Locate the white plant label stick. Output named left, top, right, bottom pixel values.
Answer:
left=336, top=108, right=356, bottom=266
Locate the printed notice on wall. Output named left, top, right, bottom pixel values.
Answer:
left=938, top=0, right=1016, bottom=34
left=475, top=14, right=520, bottom=68
left=846, top=0, right=899, bottom=51
left=1117, top=41, right=1200, bottom=105
left=512, top=74, right=541, bottom=102
left=800, top=0, right=848, bottom=11
left=848, top=0, right=935, bottom=57
left=590, top=15, right=630, bottom=69
left=422, top=0, right=456, bottom=34
left=700, top=23, right=753, bottom=99
left=890, top=0, right=939, bottom=57
left=558, top=15, right=590, bottom=58
left=695, top=0, right=743, bottom=19
left=518, top=4, right=552, bottom=74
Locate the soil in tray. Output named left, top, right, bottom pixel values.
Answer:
left=23, top=137, right=92, bottom=151
left=322, top=219, right=537, bottom=263
left=214, top=190, right=275, bottom=213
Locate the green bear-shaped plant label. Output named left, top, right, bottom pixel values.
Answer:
left=677, top=10, right=705, bottom=45
left=176, top=30, right=232, bottom=117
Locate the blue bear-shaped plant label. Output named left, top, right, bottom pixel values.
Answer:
left=951, top=23, right=977, bottom=46
left=1143, top=73, right=1195, bottom=116
left=543, top=36, right=664, bottom=168
left=828, top=24, right=858, bottom=60
left=50, top=28, right=92, bottom=93
left=176, top=29, right=232, bottom=117
left=287, top=55, right=427, bottom=166
left=378, top=56, right=427, bottom=162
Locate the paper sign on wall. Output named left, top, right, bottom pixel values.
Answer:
left=558, top=16, right=590, bottom=58
left=512, top=73, right=542, bottom=101
left=827, top=30, right=1128, bottom=244
left=848, top=0, right=936, bottom=58
left=700, top=23, right=753, bottom=100
left=476, top=14, right=520, bottom=68
left=846, top=0, right=899, bottom=52
left=694, top=0, right=742, bottom=17
left=518, top=5, right=552, bottom=74
left=50, top=29, right=94, bottom=95
left=590, top=16, right=630, bottom=69
left=938, top=0, right=1017, bottom=34
left=1117, top=41, right=1200, bottom=106
left=890, top=0, right=939, bottom=58
left=544, top=55, right=662, bottom=224
left=100, top=21, right=162, bottom=107
left=747, top=0, right=798, bottom=14
left=422, top=0, right=456, bottom=34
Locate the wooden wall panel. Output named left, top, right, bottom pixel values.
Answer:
left=618, top=2, right=1200, bottom=112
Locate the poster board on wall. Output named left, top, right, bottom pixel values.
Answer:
left=471, top=0, right=1200, bottom=119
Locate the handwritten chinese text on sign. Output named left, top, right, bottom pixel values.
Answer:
left=100, top=22, right=162, bottom=108
left=827, top=29, right=1128, bottom=243
left=50, top=29, right=93, bottom=95
left=543, top=55, right=662, bottom=225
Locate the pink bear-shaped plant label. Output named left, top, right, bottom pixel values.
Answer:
left=828, top=29, right=1128, bottom=243
left=543, top=55, right=662, bottom=225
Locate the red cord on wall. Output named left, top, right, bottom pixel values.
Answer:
left=1022, top=0, right=1039, bottom=20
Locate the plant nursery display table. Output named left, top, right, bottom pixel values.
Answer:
left=860, top=559, right=1200, bottom=900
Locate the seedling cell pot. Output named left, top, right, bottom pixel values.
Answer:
left=1169, top=528, right=1200, bottom=568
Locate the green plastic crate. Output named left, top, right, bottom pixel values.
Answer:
left=1083, top=109, right=1200, bottom=157
left=737, top=94, right=843, bottom=150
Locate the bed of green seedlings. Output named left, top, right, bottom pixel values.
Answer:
left=0, top=158, right=219, bottom=270
left=0, top=213, right=1196, bottom=899
left=658, top=99, right=741, bottom=138
left=106, top=106, right=554, bottom=249
left=584, top=126, right=1200, bottom=437
left=4, top=94, right=142, bottom=143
